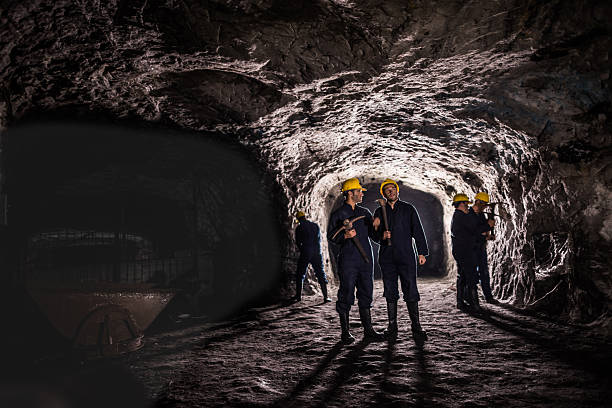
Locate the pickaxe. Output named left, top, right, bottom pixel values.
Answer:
left=483, top=202, right=507, bottom=239
left=375, top=199, right=391, bottom=246
left=331, top=215, right=369, bottom=263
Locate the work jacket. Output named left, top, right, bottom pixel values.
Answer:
left=373, top=200, right=428, bottom=264
left=295, top=219, right=322, bottom=256
left=327, top=203, right=375, bottom=265
left=451, top=209, right=491, bottom=263
left=469, top=208, right=489, bottom=249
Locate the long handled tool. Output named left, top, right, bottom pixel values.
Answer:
left=376, top=199, right=391, bottom=246
left=484, top=202, right=507, bottom=240
left=331, top=215, right=369, bottom=263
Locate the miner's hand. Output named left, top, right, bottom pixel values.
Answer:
left=383, top=231, right=391, bottom=240
left=487, top=219, right=495, bottom=227
left=344, top=229, right=356, bottom=239
left=418, top=255, right=427, bottom=265
left=373, top=217, right=381, bottom=230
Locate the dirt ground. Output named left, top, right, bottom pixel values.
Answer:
left=118, top=279, right=612, bottom=407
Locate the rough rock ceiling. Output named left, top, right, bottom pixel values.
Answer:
left=1, top=0, right=611, bottom=330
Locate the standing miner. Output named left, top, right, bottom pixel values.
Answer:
left=451, top=194, right=494, bottom=312
left=294, top=211, right=332, bottom=303
left=372, top=179, right=429, bottom=342
left=470, top=192, right=498, bottom=304
left=328, top=178, right=385, bottom=344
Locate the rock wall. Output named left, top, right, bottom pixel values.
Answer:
left=1, top=0, right=610, bottom=330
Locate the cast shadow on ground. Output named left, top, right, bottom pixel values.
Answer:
left=311, top=340, right=369, bottom=408
left=269, top=342, right=345, bottom=407
left=134, top=302, right=323, bottom=362
left=267, top=339, right=369, bottom=407
left=373, top=337, right=434, bottom=407
left=473, top=306, right=612, bottom=379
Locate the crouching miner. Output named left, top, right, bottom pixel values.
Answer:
left=294, top=211, right=332, bottom=303
left=328, top=178, right=385, bottom=344
left=372, top=179, right=429, bottom=343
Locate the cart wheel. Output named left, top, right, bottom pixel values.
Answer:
left=73, top=304, right=143, bottom=358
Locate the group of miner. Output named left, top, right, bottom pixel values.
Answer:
left=294, top=177, right=498, bottom=345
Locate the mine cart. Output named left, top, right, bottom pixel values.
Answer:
left=19, top=229, right=209, bottom=358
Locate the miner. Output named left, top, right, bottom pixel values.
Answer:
left=327, top=178, right=385, bottom=344
left=372, top=179, right=429, bottom=342
left=469, top=192, right=498, bottom=304
left=451, top=194, right=494, bottom=312
left=294, top=211, right=332, bottom=303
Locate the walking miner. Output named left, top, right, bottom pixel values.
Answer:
left=450, top=194, right=494, bottom=312
left=328, top=178, right=385, bottom=344
left=372, top=179, right=429, bottom=342
left=294, top=211, right=332, bottom=303
left=469, top=192, right=498, bottom=304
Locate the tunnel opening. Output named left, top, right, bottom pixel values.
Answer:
left=5, top=121, right=283, bottom=324
left=327, top=179, right=447, bottom=281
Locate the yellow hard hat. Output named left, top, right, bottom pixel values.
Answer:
left=341, top=178, right=367, bottom=192
left=474, top=192, right=490, bottom=203
left=380, top=178, right=399, bottom=197
left=295, top=211, right=305, bottom=219
left=452, top=194, right=472, bottom=204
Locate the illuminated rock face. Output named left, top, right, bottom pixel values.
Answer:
left=0, top=1, right=610, bottom=330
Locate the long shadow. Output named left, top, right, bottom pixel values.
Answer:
left=414, top=346, right=433, bottom=407
left=373, top=339, right=396, bottom=406
left=311, top=340, right=369, bottom=408
left=269, top=342, right=345, bottom=407
left=130, top=302, right=325, bottom=361
left=474, top=308, right=612, bottom=380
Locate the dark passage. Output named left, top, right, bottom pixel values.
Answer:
left=5, top=122, right=282, bottom=328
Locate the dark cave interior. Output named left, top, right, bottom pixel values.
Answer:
left=0, top=0, right=611, bottom=406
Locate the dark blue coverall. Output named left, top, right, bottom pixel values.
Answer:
left=469, top=208, right=493, bottom=300
left=451, top=209, right=491, bottom=303
left=327, top=203, right=376, bottom=314
left=373, top=201, right=428, bottom=303
left=295, top=218, right=328, bottom=287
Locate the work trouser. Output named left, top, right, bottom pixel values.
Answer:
left=454, top=252, right=478, bottom=303
left=475, top=245, right=492, bottom=299
left=335, top=259, right=373, bottom=314
left=380, top=258, right=420, bottom=303
left=296, top=251, right=328, bottom=287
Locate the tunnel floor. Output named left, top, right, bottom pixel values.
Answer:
left=117, top=280, right=612, bottom=407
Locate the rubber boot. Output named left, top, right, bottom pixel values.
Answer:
left=359, top=308, right=386, bottom=342
left=469, top=286, right=482, bottom=313
left=321, top=283, right=332, bottom=303
left=294, top=280, right=303, bottom=302
left=339, top=311, right=355, bottom=345
left=384, top=301, right=398, bottom=339
left=456, top=278, right=466, bottom=310
left=407, top=301, right=428, bottom=342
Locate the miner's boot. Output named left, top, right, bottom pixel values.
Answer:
left=359, top=308, right=386, bottom=342
left=384, top=301, right=398, bottom=339
left=293, top=280, right=303, bottom=302
left=321, top=283, right=332, bottom=303
left=457, top=276, right=468, bottom=310
left=407, top=301, right=428, bottom=342
left=339, top=311, right=355, bottom=345
left=469, top=286, right=482, bottom=313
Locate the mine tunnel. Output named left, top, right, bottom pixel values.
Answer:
left=0, top=0, right=611, bottom=407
